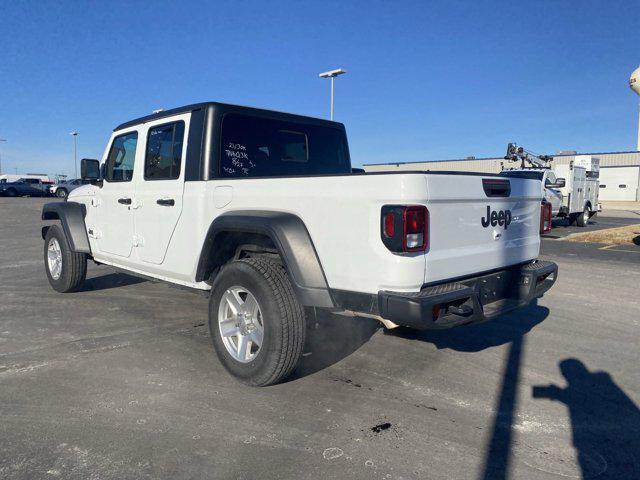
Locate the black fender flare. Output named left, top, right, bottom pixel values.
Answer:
left=196, top=211, right=334, bottom=308
left=41, top=202, right=91, bottom=254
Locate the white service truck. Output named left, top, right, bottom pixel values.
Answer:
left=40, top=103, right=557, bottom=386
left=502, top=145, right=600, bottom=227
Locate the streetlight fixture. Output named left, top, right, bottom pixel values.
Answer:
left=319, top=68, right=346, bottom=120
left=0, top=138, right=6, bottom=175
left=70, top=131, right=79, bottom=178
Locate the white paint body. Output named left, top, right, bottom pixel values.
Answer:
left=501, top=169, right=563, bottom=216
left=554, top=164, right=600, bottom=214
left=69, top=112, right=543, bottom=297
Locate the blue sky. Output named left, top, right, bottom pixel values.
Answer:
left=0, top=0, right=638, bottom=177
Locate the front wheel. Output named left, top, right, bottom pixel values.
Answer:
left=576, top=205, right=590, bottom=227
left=56, top=188, right=68, bottom=198
left=208, top=257, right=305, bottom=386
left=44, top=224, right=87, bottom=292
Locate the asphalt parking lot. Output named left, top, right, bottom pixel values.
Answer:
left=1, top=198, right=639, bottom=480
left=544, top=210, right=640, bottom=240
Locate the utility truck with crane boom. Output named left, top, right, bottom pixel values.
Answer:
left=500, top=143, right=600, bottom=227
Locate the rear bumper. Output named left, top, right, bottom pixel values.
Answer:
left=377, top=260, right=557, bottom=330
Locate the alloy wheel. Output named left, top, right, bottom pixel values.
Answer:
left=218, top=286, right=264, bottom=363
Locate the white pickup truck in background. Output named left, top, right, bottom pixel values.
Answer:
left=41, top=102, right=558, bottom=386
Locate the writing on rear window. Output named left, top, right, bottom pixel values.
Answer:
left=223, top=142, right=255, bottom=176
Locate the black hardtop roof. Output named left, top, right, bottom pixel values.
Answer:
left=114, top=102, right=344, bottom=132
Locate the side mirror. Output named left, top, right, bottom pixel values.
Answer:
left=81, top=158, right=101, bottom=181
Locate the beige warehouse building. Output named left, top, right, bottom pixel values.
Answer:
left=363, top=150, right=640, bottom=201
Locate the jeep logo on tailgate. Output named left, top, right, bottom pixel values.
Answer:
left=481, top=206, right=512, bottom=229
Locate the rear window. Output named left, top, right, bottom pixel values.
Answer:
left=219, top=114, right=350, bottom=177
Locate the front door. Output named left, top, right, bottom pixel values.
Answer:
left=95, top=129, right=139, bottom=258
left=133, top=115, right=188, bottom=265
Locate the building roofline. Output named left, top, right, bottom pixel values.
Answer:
left=362, top=157, right=503, bottom=166
left=552, top=150, right=640, bottom=157
left=363, top=150, right=640, bottom=167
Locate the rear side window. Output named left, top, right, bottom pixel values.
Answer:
left=219, top=114, right=350, bottom=177
left=105, top=132, right=138, bottom=182
left=144, top=121, right=185, bottom=180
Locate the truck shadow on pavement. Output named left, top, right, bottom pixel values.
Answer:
left=81, top=272, right=147, bottom=292
left=290, top=301, right=548, bottom=381
left=532, top=359, right=640, bottom=479
left=290, top=310, right=380, bottom=380
left=385, top=301, right=549, bottom=352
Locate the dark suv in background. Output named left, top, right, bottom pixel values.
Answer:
left=0, top=178, right=53, bottom=197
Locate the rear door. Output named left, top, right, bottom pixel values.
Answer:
left=424, top=174, right=542, bottom=284
left=133, top=114, right=189, bottom=265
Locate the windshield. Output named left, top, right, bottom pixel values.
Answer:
left=499, top=170, right=544, bottom=180
left=219, top=114, right=351, bottom=178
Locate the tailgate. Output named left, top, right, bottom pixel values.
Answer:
left=425, top=174, right=542, bottom=284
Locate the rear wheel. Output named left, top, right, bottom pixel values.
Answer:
left=576, top=205, right=590, bottom=227
left=208, top=257, right=305, bottom=386
left=44, top=224, right=87, bottom=292
left=56, top=188, right=68, bottom=198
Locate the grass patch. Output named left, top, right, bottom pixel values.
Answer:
left=564, top=224, right=640, bottom=246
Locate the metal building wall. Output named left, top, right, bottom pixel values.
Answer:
left=363, top=151, right=640, bottom=173
left=363, top=151, right=640, bottom=201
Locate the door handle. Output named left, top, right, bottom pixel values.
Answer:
left=118, top=197, right=132, bottom=205
left=156, top=198, right=175, bottom=206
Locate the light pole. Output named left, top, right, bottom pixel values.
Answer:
left=70, top=131, right=78, bottom=178
left=0, top=138, right=6, bottom=175
left=319, top=68, right=346, bottom=120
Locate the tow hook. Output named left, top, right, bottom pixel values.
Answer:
left=447, top=304, right=473, bottom=317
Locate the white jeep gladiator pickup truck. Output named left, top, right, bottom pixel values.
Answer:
left=41, top=102, right=557, bottom=386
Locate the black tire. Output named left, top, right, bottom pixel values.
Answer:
left=568, top=213, right=577, bottom=226
left=56, top=188, right=68, bottom=198
left=6, top=188, right=17, bottom=197
left=576, top=205, right=590, bottom=227
left=208, top=257, right=305, bottom=387
left=44, top=224, right=87, bottom=293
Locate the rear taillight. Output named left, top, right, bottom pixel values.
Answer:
left=381, top=205, right=429, bottom=252
left=540, top=200, right=552, bottom=234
